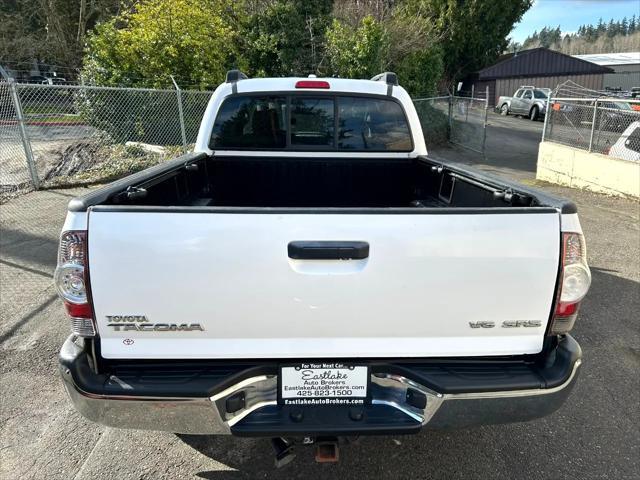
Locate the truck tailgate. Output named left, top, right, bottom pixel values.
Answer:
left=88, top=210, right=560, bottom=359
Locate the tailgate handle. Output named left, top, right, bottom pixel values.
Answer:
left=288, top=241, right=369, bottom=260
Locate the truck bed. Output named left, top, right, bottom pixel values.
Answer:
left=69, top=153, right=576, bottom=212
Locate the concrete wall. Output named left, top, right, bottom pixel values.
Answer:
left=537, top=141, right=640, bottom=197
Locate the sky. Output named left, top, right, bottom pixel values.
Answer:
left=510, top=0, right=640, bottom=43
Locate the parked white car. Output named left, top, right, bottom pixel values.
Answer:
left=608, top=121, right=640, bottom=161
left=55, top=71, right=590, bottom=464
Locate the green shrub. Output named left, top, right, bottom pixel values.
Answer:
left=413, top=100, right=450, bottom=146
left=74, top=88, right=187, bottom=145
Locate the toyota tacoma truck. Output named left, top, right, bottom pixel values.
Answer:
left=497, top=86, right=550, bottom=120
left=56, top=71, right=590, bottom=463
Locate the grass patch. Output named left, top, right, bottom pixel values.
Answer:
left=26, top=114, right=85, bottom=124
left=24, top=105, right=67, bottom=115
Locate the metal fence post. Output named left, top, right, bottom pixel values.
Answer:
left=541, top=97, right=551, bottom=141
left=447, top=94, right=453, bottom=141
left=481, top=86, right=489, bottom=154
left=588, top=99, right=598, bottom=152
left=170, top=76, right=188, bottom=150
left=8, top=81, right=40, bottom=189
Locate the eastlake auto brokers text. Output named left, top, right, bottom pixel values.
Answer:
left=283, top=363, right=366, bottom=405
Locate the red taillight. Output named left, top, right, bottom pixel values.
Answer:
left=555, top=301, right=579, bottom=316
left=631, top=104, right=640, bottom=112
left=295, top=80, right=330, bottom=89
left=64, top=301, right=92, bottom=318
left=54, top=230, right=96, bottom=337
left=550, top=232, right=591, bottom=335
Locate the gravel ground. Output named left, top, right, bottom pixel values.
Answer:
left=1, top=114, right=638, bottom=479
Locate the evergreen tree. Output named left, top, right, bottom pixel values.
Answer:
left=520, top=15, right=638, bottom=55
left=411, top=0, right=532, bottom=88
left=538, top=26, right=548, bottom=47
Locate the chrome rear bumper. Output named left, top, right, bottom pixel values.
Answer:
left=60, top=336, right=581, bottom=435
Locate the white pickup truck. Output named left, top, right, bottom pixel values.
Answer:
left=56, top=71, right=590, bottom=463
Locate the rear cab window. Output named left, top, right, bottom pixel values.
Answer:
left=338, top=97, right=411, bottom=150
left=210, top=94, right=412, bottom=152
left=291, top=97, right=334, bottom=147
left=210, top=96, right=287, bottom=149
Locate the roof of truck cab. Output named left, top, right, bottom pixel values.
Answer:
left=232, top=77, right=394, bottom=96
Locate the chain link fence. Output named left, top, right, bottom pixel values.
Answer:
left=544, top=97, right=640, bottom=162
left=1, top=82, right=36, bottom=199
left=413, top=94, right=489, bottom=154
left=0, top=81, right=214, bottom=203
left=413, top=96, right=451, bottom=147
left=450, top=96, right=488, bottom=153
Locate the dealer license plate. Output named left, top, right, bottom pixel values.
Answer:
left=280, top=362, right=369, bottom=405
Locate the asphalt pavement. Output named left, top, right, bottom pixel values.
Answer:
left=1, top=113, right=638, bottom=479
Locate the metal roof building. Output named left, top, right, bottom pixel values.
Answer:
left=464, top=48, right=614, bottom=105
left=573, top=52, right=640, bottom=91
left=573, top=52, right=640, bottom=66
